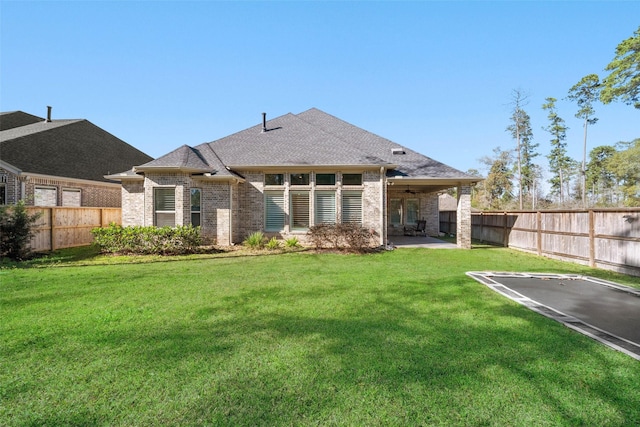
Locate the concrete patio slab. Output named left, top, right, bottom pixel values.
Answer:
left=389, top=236, right=458, bottom=249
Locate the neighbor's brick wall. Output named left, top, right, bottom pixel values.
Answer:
left=0, top=170, right=121, bottom=207
left=0, top=168, right=19, bottom=204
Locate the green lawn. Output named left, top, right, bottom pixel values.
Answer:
left=2, top=247, right=639, bottom=426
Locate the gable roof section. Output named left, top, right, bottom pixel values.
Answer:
left=0, top=118, right=153, bottom=182
left=124, top=108, right=481, bottom=187
left=296, top=108, right=478, bottom=181
left=0, top=111, right=44, bottom=131
left=135, top=144, right=212, bottom=173
left=207, top=112, right=390, bottom=168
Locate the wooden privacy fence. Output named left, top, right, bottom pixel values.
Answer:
left=27, top=207, right=121, bottom=252
left=440, top=209, right=640, bottom=277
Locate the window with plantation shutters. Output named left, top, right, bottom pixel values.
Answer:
left=315, top=192, right=336, bottom=224
left=342, top=192, right=363, bottom=224
left=290, top=192, right=310, bottom=230
left=154, top=187, right=175, bottom=227
left=265, top=191, right=285, bottom=231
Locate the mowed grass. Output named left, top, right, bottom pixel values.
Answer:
left=2, top=247, right=640, bottom=426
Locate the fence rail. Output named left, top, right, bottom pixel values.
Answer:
left=440, top=209, right=640, bottom=277
left=27, top=207, right=121, bottom=252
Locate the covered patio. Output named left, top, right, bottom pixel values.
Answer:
left=385, top=177, right=478, bottom=249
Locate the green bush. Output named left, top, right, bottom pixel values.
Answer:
left=0, top=201, right=41, bottom=260
left=243, top=231, right=266, bottom=249
left=91, top=224, right=202, bottom=255
left=308, top=223, right=376, bottom=252
left=265, top=237, right=281, bottom=250
left=285, top=237, right=300, bottom=248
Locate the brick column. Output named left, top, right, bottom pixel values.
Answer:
left=456, top=184, right=472, bottom=249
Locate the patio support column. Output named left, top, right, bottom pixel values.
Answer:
left=456, top=184, right=472, bottom=249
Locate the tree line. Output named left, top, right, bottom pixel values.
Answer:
left=469, top=26, right=639, bottom=210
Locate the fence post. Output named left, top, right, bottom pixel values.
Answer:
left=50, top=208, right=56, bottom=251
left=589, top=210, right=595, bottom=268
left=503, top=211, right=508, bottom=247
left=537, top=211, right=542, bottom=256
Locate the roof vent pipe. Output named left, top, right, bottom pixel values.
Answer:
left=262, top=112, right=267, bottom=132
left=46, top=106, right=52, bottom=122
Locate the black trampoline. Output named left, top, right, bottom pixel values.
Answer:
left=467, top=272, right=640, bottom=360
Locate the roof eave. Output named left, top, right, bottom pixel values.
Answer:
left=133, top=166, right=214, bottom=174
left=191, top=173, right=245, bottom=183
left=388, top=177, right=483, bottom=186
left=104, top=173, right=144, bottom=182
left=226, top=163, right=397, bottom=172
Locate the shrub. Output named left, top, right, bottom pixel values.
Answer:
left=265, top=237, right=281, bottom=250
left=0, top=201, right=42, bottom=260
left=243, top=231, right=266, bottom=249
left=91, top=224, right=202, bottom=255
left=285, top=237, right=300, bottom=248
left=308, top=223, right=376, bottom=253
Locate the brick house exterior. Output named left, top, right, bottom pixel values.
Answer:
left=0, top=109, right=152, bottom=207
left=110, top=109, right=480, bottom=248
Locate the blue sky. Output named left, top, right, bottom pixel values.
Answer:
left=2, top=1, right=639, bottom=181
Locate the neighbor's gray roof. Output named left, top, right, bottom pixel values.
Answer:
left=0, top=116, right=153, bottom=182
left=0, top=111, right=44, bottom=131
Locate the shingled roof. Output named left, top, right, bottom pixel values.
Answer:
left=129, top=108, right=480, bottom=185
left=0, top=115, right=152, bottom=182
left=0, top=111, right=44, bottom=131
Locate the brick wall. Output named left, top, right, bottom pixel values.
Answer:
left=456, top=185, right=472, bottom=249
left=386, top=188, right=440, bottom=237
left=0, top=169, right=121, bottom=207
left=121, top=181, right=144, bottom=226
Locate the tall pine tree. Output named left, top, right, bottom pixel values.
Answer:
left=542, top=97, right=572, bottom=205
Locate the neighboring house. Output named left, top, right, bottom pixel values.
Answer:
left=0, top=108, right=153, bottom=207
left=109, top=108, right=481, bottom=247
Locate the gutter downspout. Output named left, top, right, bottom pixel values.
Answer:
left=229, top=181, right=234, bottom=245
left=381, top=166, right=386, bottom=247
